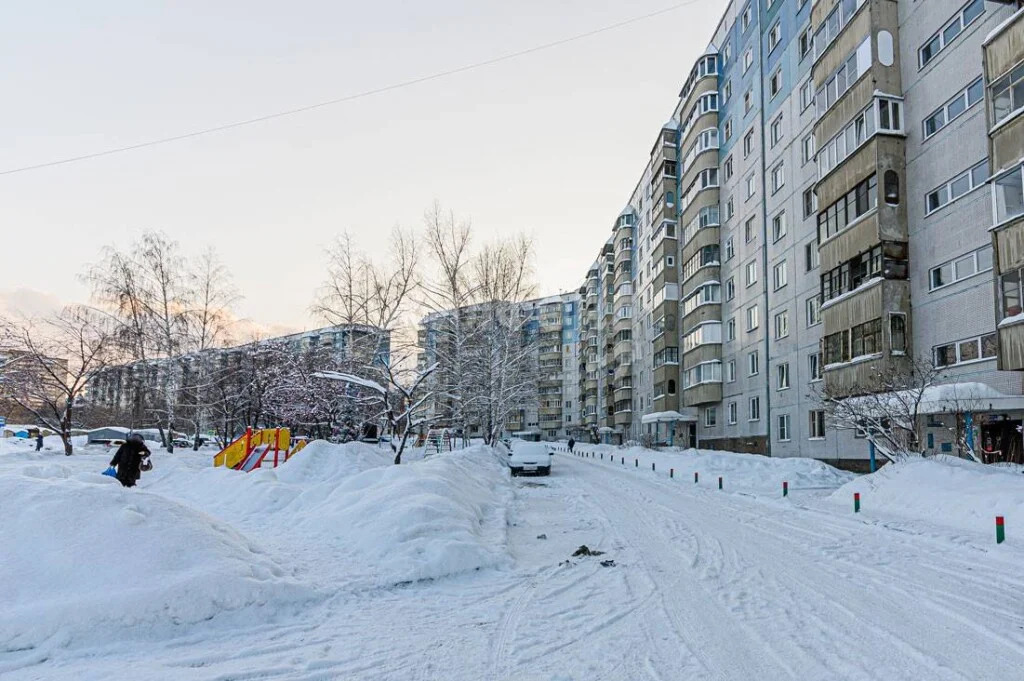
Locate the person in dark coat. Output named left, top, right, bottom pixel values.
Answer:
left=110, top=434, right=151, bottom=488
left=35, top=434, right=43, bottom=451
left=568, top=437, right=575, bottom=453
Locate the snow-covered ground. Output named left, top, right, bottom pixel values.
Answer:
left=2, top=436, right=1023, bottom=680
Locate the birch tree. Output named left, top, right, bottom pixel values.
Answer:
left=472, top=235, right=538, bottom=444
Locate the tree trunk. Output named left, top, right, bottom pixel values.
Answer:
left=62, top=401, right=74, bottom=456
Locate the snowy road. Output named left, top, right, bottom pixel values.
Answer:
left=6, top=447, right=1024, bottom=681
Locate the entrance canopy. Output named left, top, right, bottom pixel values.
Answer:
left=641, top=410, right=698, bottom=424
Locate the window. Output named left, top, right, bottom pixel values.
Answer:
left=741, top=5, right=751, bottom=31
left=749, top=396, right=761, bottom=421
left=727, top=317, right=736, bottom=341
left=704, top=407, right=718, bottom=427
left=743, top=48, right=753, bottom=73
left=722, top=42, right=731, bottom=66
left=772, top=212, right=787, bottom=242
left=809, top=410, right=826, bottom=439
left=919, top=0, right=984, bottom=69
left=816, top=36, right=872, bottom=117
left=774, top=309, right=789, bottom=339
left=683, top=323, right=722, bottom=352
left=778, top=414, right=791, bottom=441
left=799, top=27, right=813, bottom=60
left=992, top=66, right=1024, bottom=127
left=809, top=352, right=823, bottom=381
left=777, top=362, right=790, bottom=390
left=682, top=245, right=720, bottom=281
left=745, top=259, right=758, bottom=286
left=746, top=174, right=756, bottom=199
left=821, top=242, right=907, bottom=303
left=768, top=22, right=781, bottom=52
left=771, top=162, right=785, bottom=193
left=723, top=155, right=734, bottom=181
left=682, top=283, right=721, bottom=315
left=725, top=277, right=736, bottom=301
left=817, top=174, right=878, bottom=242
left=653, top=346, right=680, bottom=367
left=924, top=160, right=988, bottom=215
left=823, top=330, right=850, bottom=365
left=994, top=164, right=1024, bottom=226
left=726, top=359, right=736, bottom=383
left=802, top=134, right=815, bottom=165
left=805, top=240, right=820, bottom=271
left=723, top=118, right=733, bottom=142
left=933, top=332, right=997, bottom=367
left=726, top=197, right=735, bottom=220
left=744, top=89, right=753, bottom=113
left=724, top=236, right=735, bottom=261
left=768, top=69, right=782, bottom=99
left=746, top=304, right=760, bottom=332
left=930, top=245, right=993, bottom=290
left=803, top=187, right=817, bottom=218
left=850, top=318, right=882, bottom=358
left=773, top=261, right=788, bottom=290
left=813, top=0, right=867, bottom=61
left=744, top=216, right=756, bottom=243
left=806, top=295, right=822, bottom=327
left=890, top=312, right=907, bottom=354
left=800, top=77, right=815, bottom=111
left=668, top=380, right=676, bottom=394
left=743, top=130, right=753, bottom=157
left=817, top=97, right=901, bottom=178
left=884, top=170, right=900, bottom=205
left=748, top=350, right=759, bottom=376
left=770, top=115, right=783, bottom=147
left=728, top=402, right=738, bottom=425
left=925, top=78, right=983, bottom=139
left=685, top=361, right=723, bottom=387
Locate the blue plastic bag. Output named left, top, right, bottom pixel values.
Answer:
left=102, top=466, right=117, bottom=478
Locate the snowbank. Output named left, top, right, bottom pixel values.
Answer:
left=573, top=444, right=854, bottom=494
left=828, top=455, right=1024, bottom=535
left=150, top=440, right=513, bottom=587
left=0, top=470, right=313, bottom=652
left=292, top=446, right=513, bottom=585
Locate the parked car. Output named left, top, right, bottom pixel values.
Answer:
left=505, top=441, right=553, bottom=477
left=171, top=438, right=192, bottom=448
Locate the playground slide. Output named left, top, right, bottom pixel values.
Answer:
left=236, top=445, right=269, bottom=472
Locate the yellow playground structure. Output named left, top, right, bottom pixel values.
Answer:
left=213, top=427, right=308, bottom=472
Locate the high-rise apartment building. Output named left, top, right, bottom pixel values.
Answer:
left=572, top=0, right=1024, bottom=468
left=417, top=292, right=581, bottom=441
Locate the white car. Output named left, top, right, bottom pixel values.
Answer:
left=506, top=441, right=553, bottom=477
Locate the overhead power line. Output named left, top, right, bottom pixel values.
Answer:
left=1, top=0, right=708, bottom=177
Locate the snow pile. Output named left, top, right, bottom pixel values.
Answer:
left=828, top=455, right=1024, bottom=535
left=0, top=469, right=313, bottom=652
left=150, top=440, right=513, bottom=587
left=574, top=445, right=854, bottom=494
left=288, top=446, right=513, bottom=586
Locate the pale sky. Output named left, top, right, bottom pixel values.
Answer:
left=0, top=0, right=720, bottom=332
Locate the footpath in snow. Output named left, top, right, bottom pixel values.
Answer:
left=2, top=435, right=1023, bottom=680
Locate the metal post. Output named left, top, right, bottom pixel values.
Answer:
left=869, top=441, right=876, bottom=473
left=718, top=476, right=723, bottom=490
left=783, top=481, right=788, bottom=497
left=997, top=516, right=1005, bottom=544
left=854, top=492, right=861, bottom=513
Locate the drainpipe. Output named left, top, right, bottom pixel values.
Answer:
left=756, top=0, right=773, bottom=456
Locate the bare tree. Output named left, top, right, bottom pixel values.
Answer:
left=3, top=306, right=116, bottom=455
left=316, top=360, right=439, bottom=464
left=814, top=357, right=943, bottom=462
left=419, top=203, right=480, bottom=434
left=472, top=235, right=538, bottom=444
